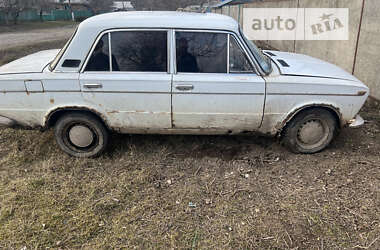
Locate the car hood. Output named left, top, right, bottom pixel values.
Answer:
left=0, top=49, right=60, bottom=74
left=264, top=50, right=358, bottom=82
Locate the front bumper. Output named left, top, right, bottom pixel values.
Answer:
left=0, top=116, right=15, bottom=127
left=348, top=114, right=365, bottom=128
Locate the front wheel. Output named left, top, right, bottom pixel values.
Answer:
left=54, top=112, right=109, bottom=158
left=281, top=108, right=338, bottom=154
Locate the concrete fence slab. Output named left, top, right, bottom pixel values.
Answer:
left=353, top=0, right=380, bottom=99
left=215, top=0, right=380, bottom=99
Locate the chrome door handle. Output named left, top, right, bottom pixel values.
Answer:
left=84, top=83, right=103, bottom=89
left=175, top=84, right=194, bottom=91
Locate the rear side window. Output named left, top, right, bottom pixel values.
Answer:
left=85, top=34, right=110, bottom=72
left=176, top=32, right=227, bottom=73
left=111, top=31, right=168, bottom=72
left=84, top=31, right=168, bottom=72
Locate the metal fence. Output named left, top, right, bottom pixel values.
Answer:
left=0, top=9, right=93, bottom=23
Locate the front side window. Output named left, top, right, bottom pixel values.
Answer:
left=85, top=34, right=111, bottom=72
left=111, top=31, right=167, bottom=72
left=239, top=27, right=272, bottom=74
left=229, top=36, right=255, bottom=73
left=176, top=32, right=227, bottom=73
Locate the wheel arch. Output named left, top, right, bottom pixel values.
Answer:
left=277, top=104, right=342, bottom=137
left=44, top=106, right=111, bottom=130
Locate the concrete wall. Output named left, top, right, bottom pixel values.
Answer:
left=295, top=0, right=362, bottom=73
left=215, top=0, right=380, bottom=100
left=243, top=0, right=298, bottom=53
left=354, top=0, right=380, bottom=99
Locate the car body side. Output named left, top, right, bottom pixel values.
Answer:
left=0, top=12, right=369, bottom=137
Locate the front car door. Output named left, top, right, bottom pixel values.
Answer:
left=79, top=29, right=172, bottom=132
left=172, top=30, right=266, bottom=132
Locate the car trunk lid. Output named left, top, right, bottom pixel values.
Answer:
left=0, top=49, right=60, bottom=74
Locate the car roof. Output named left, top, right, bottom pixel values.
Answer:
left=79, top=11, right=239, bottom=32
left=54, top=12, right=241, bottom=72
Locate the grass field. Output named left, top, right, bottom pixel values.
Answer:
left=0, top=38, right=379, bottom=249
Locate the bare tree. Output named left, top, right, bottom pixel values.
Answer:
left=131, top=0, right=208, bottom=11
left=35, top=0, right=52, bottom=22
left=87, top=0, right=114, bottom=14
left=66, top=0, right=75, bottom=21
left=0, top=0, right=33, bottom=24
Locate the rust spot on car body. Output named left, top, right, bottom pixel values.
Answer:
left=44, top=106, right=112, bottom=131
left=50, top=99, right=54, bottom=104
left=275, top=104, right=343, bottom=137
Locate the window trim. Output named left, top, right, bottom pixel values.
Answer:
left=80, top=28, right=171, bottom=74
left=108, top=32, right=112, bottom=71
left=173, top=29, right=259, bottom=75
left=79, top=28, right=264, bottom=76
left=227, top=34, right=230, bottom=74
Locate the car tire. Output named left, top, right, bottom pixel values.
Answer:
left=281, top=108, right=338, bottom=154
left=54, top=112, right=109, bottom=158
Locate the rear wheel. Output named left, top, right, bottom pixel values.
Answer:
left=281, top=108, right=338, bottom=154
left=54, top=112, right=109, bottom=158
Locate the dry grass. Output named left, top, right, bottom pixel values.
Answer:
left=0, top=40, right=67, bottom=66
left=0, top=21, right=77, bottom=34
left=0, top=125, right=379, bottom=249
left=0, top=40, right=379, bottom=249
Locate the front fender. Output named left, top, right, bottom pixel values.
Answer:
left=260, top=100, right=346, bottom=136
left=274, top=102, right=343, bottom=134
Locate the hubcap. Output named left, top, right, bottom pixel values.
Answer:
left=298, top=119, right=326, bottom=145
left=68, top=125, right=94, bottom=148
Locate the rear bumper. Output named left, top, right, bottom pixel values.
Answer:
left=348, top=114, right=365, bottom=128
left=0, top=116, right=15, bottom=127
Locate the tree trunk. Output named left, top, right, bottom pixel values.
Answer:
left=68, top=0, right=74, bottom=21
left=4, top=13, right=9, bottom=25
left=12, top=11, right=19, bottom=25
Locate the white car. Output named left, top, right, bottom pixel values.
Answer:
left=0, top=12, right=369, bottom=157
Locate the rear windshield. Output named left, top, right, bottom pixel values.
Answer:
left=49, top=28, right=77, bottom=71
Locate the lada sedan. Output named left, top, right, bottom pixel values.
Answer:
left=0, top=12, right=369, bottom=157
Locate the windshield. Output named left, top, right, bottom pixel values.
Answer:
left=49, top=28, right=77, bottom=71
left=239, top=27, right=272, bottom=75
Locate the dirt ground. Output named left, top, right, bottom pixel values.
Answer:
left=0, top=22, right=76, bottom=50
left=0, top=25, right=379, bottom=249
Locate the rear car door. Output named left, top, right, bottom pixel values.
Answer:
left=79, top=30, right=172, bottom=130
left=172, top=30, right=266, bottom=131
